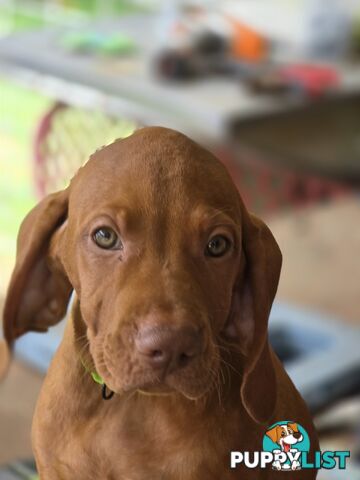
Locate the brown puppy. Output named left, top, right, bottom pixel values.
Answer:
left=2, top=127, right=318, bottom=479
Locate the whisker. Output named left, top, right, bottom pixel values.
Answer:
left=74, top=333, right=89, bottom=343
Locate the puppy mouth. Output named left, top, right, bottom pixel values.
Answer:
left=116, top=369, right=214, bottom=400
left=282, top=442, right=291, bottom=453
left=96, top=353, right=217, bottom=400
left=90, top=333, right=220, bottom=400
left=281, top=437, right=301, bottom=452
left=137, top=385, right=174, bottom=396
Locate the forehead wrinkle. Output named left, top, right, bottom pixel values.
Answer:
left=147, top=181, right=173, bottom=259
left=190, top=205, right=240, bottom=229
left=82, top=207, right=135, bottom=235
left=69, top=184, right=134, bottom=226
left=70, top=167, right=132, bottom=205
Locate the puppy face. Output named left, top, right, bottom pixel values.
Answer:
left=5, top=127, right=282, bottom=420
left=60, top=129, right=243, bottom=399
left=266, top=423, right=303, bottom=452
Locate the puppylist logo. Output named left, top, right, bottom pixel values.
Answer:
left=231, top=421, right=350, bottom=472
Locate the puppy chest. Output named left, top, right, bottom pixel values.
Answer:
left=95, top=411, right=229, bottom=479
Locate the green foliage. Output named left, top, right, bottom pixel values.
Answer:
left=0, top=0, right=143, bottom=35
left=0, top=80, right=48, bottom=283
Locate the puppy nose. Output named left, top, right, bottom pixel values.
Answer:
left=293, top=432, right=302, bottom=439
left=135, top=325, right=203, bottom=372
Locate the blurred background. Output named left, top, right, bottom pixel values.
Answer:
left=0, top=0, right=360, bottom=478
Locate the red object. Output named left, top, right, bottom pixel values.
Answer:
left=33, top=102, right=67, bottom=199
left=279, top=64, right=340, bottom=97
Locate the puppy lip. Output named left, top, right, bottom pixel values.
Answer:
left=100, top=348, right=215, bottom=397
left=120, top=378, right=175, bottom=396
left=137, top=383, right=174, bottom=396
left=115, top=371, right=211, bottom=399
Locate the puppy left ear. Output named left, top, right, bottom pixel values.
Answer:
left=266, top=426, right=280, bottom=444
left=231, top=205, right=282, bottom=424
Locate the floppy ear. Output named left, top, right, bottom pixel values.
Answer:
left=266, top=426, right=280, bottom=444
left=288, top=422, right=298, bottom=432
left=231, top=204, right=282, bottom=424
left=1, top=189, right=72, bottom=372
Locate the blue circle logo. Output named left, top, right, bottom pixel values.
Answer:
left=262, top=421, right=310, bottom=471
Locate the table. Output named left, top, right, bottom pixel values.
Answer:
left=1, top=15, right=358, bottom=216
left=1, top=14, right=360, bottom=144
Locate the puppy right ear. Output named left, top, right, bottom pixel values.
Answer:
left=235, top=210, right=282, bottom=425
left=2, top=189, right=72, bottom=356
left=288, top=422, right=299, bottom=433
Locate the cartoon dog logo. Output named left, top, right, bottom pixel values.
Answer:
left=266, top=422, right=303, bottom=471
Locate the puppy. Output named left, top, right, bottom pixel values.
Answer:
left=2, top=127, right=318, bottom=479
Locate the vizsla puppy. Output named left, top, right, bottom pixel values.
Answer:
left=2, top=127, right=318, bottom=479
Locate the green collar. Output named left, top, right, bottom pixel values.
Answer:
left=90, top=370, right=105, bottom=385
left=80, top=356, right=114, bottom=400
left=79, top=356, right=104, bottom=385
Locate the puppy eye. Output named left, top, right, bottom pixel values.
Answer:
left=205, top=235, right=231, bottom=258
left=281, top=431, right=286, bottom=437
left=92, top=227, right=120, bottom=250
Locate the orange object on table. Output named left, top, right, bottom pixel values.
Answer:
left=227, top=17, right=267, bottom=62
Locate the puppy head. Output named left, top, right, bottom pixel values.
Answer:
left=266, top=423, right=303, bottom=450
left=2, top=127, right=281, bottom=421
